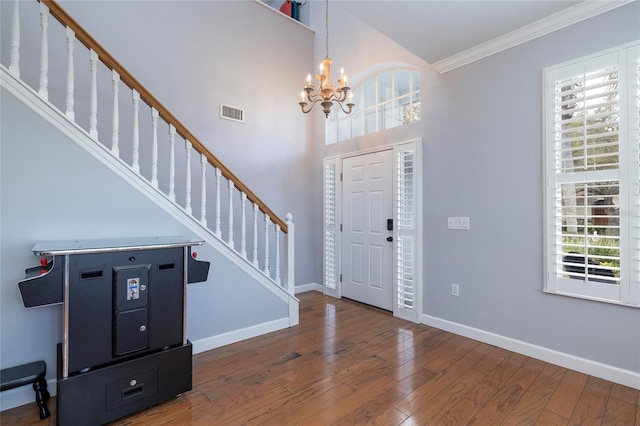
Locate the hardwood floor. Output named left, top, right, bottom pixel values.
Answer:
left=2, top=291, right=639, bottom=425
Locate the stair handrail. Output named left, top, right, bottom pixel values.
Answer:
left=39, top=0, right=287, bottom=234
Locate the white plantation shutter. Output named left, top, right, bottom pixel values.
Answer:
left=544, top=42, right=640, bottom=306
left=631, top=54, right=640, bottom=303
left=323, top=158, right=340, bottom=297
left=394, top=141, right=422, bottom=323
left=555, top=67, right=620, bottom=173
left=396, top=150, right=415, bottom=310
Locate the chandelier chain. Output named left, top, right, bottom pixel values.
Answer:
left=325, top=0, right=329, bottom=58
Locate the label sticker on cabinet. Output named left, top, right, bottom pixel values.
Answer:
left=127, top=278, right=140, bottom=301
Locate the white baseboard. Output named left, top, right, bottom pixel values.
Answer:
left=191, top=317, right=290, bottom=355
left=294, top=283, right=322, bottom=294
left=422, top=314, right=640, bottom=390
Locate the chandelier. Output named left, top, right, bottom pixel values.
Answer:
left=299, top=0, right=354, bottom=118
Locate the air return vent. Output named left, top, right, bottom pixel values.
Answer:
left=220, top=104, right=245, bottom=123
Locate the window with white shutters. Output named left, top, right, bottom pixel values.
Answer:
left=393, top=141, right=422, bottom=323
left=323, top=158, right=339, bottom=295
left=396, top=150, right=415, bottom=311
left=544, top=42, right=640, bottom=306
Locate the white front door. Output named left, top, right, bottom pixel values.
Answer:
left=341, top=150, right=393, bottom=310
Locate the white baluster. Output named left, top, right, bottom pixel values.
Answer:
left=38, top=2, right=49, bottom=99
left=227, top=181, right=234, bottom=247
left=9, top=0, right=20, bottom=77
left=252, top=203, right=259, bottom=267
left=240, top=193, right=247, bottom=259
left=168, top=125, right=176, bottom=202
left=264, top=215, right=270, bottom=276
left=111, top=70, right=120, bottom=156
left=285, top=213, right=295, bottom=294
left=185, top=140, right=192, bottom=214
left=200, top=154, right=207, bottom=226
left=150, top=108, right=159, bottom=187
left=89, top=50, right=98, bottom=139
left=215, top=168, right=222, bottom=238
left=65, top=27, right=75, bottom=121
left=275, top=224, right=281, bottom=285
left=131, top=90, right=140, bottom=173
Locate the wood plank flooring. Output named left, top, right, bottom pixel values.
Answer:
left=2, top=291, right=638, bottom=425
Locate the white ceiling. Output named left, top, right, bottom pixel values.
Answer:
left=337, top=1, right=582, bottom=63
left=304, top=0, right=634, bottom=72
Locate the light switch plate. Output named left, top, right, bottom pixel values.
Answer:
left=448, top=217, right=470, bottom=230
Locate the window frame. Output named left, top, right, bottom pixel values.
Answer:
left=542, top=41, right=640, bottom=308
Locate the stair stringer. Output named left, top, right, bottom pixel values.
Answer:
left=1, top=64, right=299, bottom=322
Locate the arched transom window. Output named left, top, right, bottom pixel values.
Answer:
left=326, top=68, right=421, bottom=145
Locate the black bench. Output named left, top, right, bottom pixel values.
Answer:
left=0, top=360, right=50, bottom=419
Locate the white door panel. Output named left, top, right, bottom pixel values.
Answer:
left=342, top=150, right=393, bottom=310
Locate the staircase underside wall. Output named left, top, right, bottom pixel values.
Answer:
left=0, top=88, right=289, bottom=411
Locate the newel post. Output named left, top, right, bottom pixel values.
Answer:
left=285, top=213, right=298, bottom=326
left=285, top=213, right=295, bottom=295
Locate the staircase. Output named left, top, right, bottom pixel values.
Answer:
left=0, top=0, right=299, bottom=397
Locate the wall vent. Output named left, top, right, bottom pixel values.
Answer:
left=220, top=104, right=245, bottom=123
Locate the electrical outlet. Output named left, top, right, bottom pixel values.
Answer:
left=451, top=283, right=459, bottom=297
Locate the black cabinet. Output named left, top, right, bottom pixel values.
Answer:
left=18, top=237, right=209, bottom=425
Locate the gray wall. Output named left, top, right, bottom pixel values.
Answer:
left=422, top=3, right=640, bottom=373
left=319, top=1, right=640, bottom=373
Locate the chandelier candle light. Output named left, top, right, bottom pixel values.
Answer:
left=299, top=0, right=354, bottom=118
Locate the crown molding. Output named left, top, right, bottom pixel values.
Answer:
left=433, top=0, right=636, bottom=73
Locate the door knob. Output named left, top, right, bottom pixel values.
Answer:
left=387, top=236, right=393, bottom=242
